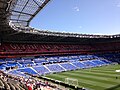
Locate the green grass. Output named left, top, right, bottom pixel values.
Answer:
left=45, top=64, right=120, bottom=90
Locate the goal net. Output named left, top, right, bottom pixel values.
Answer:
left=65, top=78, right=78, bottom=86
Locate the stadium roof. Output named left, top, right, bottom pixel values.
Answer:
left=10, top=0, right=50, bottom=26
left=0, top=0, right=50, bottom=27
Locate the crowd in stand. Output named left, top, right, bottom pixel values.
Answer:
left=0, top=71, right=62, bottom=90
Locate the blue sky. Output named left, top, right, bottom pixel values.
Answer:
left=30, top=0, right=120, bottom=35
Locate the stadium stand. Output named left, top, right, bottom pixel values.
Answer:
left=0, top=42, right=120, bottom=58
left=46, top=64, right=65, bottom=72
left=0, top=55, right=116, bottom=75
left=0, top=70, right=61, bottom=90
left=32, top=66, right=50, bottom=75
left=60, top=63, right=77, bottom=71
left=72, top=62, right=86, bottom=69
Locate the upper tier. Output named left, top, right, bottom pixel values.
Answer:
left=0, top=0, right=120, bottom=43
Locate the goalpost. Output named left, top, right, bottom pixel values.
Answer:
left=65, top=78, right=78, bottom=87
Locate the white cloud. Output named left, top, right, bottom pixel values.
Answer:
left=114, top=0, right=120, bottom=7
left=73, top=6, right=80, bottom=12
left=78, top=26, right=82, bottom=29
left=117, top=3, right=120, bottom=7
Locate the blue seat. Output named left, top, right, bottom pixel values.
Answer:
left=60, top=63, right=77, bottom=70
left=46, top=64, right=64, bottom=72
left=18, top=67, right=38, bottom=75
left=33, top=66, right=50, bottom=75
left=72, top=62, right=86, bottom=68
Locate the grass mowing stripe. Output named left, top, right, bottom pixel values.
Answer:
left=89, top=68, right=119, bottom=71
left=46, top=74, right=106, bottom=90
left=92, top=65, right=120, bottom=70
left=47, top=73, right=112, bottom=88
left=92, top=65, right=120, bottom=69
left=61, top=71, right=120, bottom=84
left=86, top=65, right=120, bottom=71
left=59, top=72, right=120, bottom=85
left=81, top=69, right=120, bottom=75
left=45, top=64, right=120, bottom=90
left=48, top=74, right=116, bottom=89
left=71, top=70, right=120, bottom=78
left=92, top=68, right=118, bottom=70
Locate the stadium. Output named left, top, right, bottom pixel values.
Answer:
left=0, top=0, right=120, bottom=90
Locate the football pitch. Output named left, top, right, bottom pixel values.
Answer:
left=45, top=64, right=120, bottom=90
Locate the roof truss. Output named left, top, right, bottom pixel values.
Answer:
left=9, top=0, right=50, bottom=26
